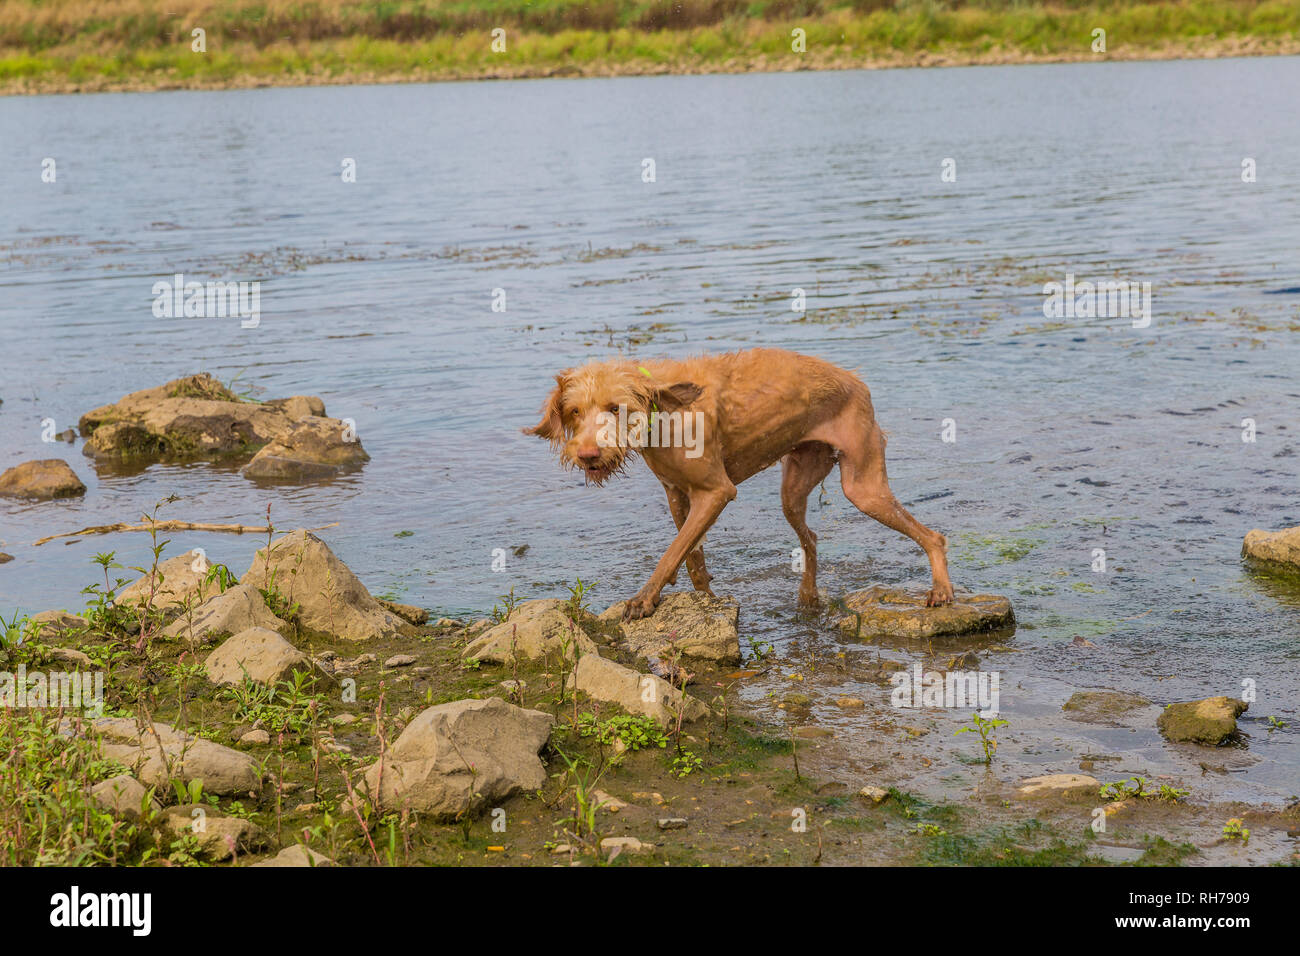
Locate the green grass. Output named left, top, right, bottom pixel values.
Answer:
left=1, top=1, right=1297, bottom=92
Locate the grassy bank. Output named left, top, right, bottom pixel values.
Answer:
left=1, top=0, right=1297, bottom=94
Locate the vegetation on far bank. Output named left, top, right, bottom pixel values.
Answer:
left=1, top=0, right=1298, bottom=93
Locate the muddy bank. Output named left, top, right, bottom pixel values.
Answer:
left=5, top=527, right=1296, bottom=867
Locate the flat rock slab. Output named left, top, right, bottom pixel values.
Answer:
left=836, top=586, right=1014, bottom=641
left=0, top=459, right=86, bottom=499
left=1242, top=526, right=1300, bottom=573
left=163, top=582, right=287, bottom=645
left=1062, top=690, right=1154, bottom=726
left=1016, top=774, right=1099, bottom=799
left=364, top=697, right=554, bottom=818
left=463, top=599, right=596, bottom=665
left=599, top=591, right=741, bottom=665
left=61, top=716, right=260, bottom=796
left=1158, top=696, right=1248, bottom=745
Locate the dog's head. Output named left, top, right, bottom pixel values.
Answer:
left=524, top=361, right=702, bottom=485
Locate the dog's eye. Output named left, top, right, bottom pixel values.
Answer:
left=606, top=405, right=619, bottom=415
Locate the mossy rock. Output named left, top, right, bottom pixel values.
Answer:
left=1157, top=696, right=1247, bottom=745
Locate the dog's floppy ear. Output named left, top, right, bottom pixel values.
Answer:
left=652, top=382, right=703, bottom=411
left=524, top=373, right=568, bottom=442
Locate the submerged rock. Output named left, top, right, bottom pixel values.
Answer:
left=204, top=627, right=310, bottom=687
left=1242, top=526, right=1300, bottom=572
left=1062, top=690, right=1153, bottom=725
left=0, top=459, right=86, bottom=500
left=835, top=586, right=1014, bottom=641
left=363, top=697, right=553, bottom=818
left=242, top=416, right=369, bottom=480
left=61, top=716, right=260, bottom=796
left=242, top=529, right=407, bottom=641
left=463, top=599, right=596, bottom=665
left=1157, top=696, right=1248, bottom=745
left=1016, top=774, right=1099, bottom=799
left=568, top=653, right=709, bottom=729
left=78, top=373, right=326, bottom=461
left=599, top=591, right=741, bottom=664
left=161, top=582, right=287, bottom=645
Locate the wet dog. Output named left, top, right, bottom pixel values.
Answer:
left=525, top=348, right=953, bottom=620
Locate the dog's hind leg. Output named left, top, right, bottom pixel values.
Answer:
left=781, top=442, right=836, bottom=607
left=835, top=417, right=954, bottom=607
left=664, top=484, right=714, bottom=595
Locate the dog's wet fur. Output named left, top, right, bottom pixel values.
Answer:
left=526, top=347, right=954, bottom=621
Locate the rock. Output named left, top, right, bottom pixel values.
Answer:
left=600, top=591, right=741, bottom=664
left=858, top=786, right=889, bottom=803
left=162, top=582, right=287, bottom=645
left=363, top=697, right=554, bottom=818
left=384, top=654, right=417, bottom=668
left=834, top=696, right=866, bottom=709
left=242, top=530, right=407, bottom=641
left=462, top=599, right=596, bottom=665
left=78, top=373, right=325, bottom=460
left=331, top=713, right=358, bottom=726
left=601, top=836, right=653, bottom=854
left=116, top=552, right=223, bottom=613
left=242, top=416, right=369, bottom=480
left=0, top=552, right=12, bottom=563
left=657, top=817, right=688, bottom=830
left=26, top=611, right=87, bottom=638
left=779, top=693, right=811, bottom=712
left=378, top=600, right=429, bottom=626
left=593, top=789, right=629, bottom=812
left=1243, top=526, right=1300, bottom=572
left=1157, top=696, right=1248, bottom=745
left=62, top=716, right=260, bottom=796
left=88, top=775, right=160, bottom=821
left=1063, top=690, right=1152, bottom=725
left=251, top=844, right=335, bottom=867
left=1016, top=774, right=1100, bottom=799
left=204, top=627, right=310, bottom=686
left=239, top=729, right=271, bottom=746
left=836, top=586, right=1014, bottom=641
left=162, top=806, right=268, bottom=861
left=0, top=459, right=86, bottom=499
left=568, top=653, right=709, bottom=729
left=794, top=726, right=833, bottom=738
left=45, top=646, right=94, bottom=668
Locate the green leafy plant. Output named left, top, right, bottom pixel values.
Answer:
left=954, top=712, right=1008, bottom=764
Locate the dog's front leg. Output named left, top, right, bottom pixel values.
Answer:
left=624, top=484, right=735, bottom=621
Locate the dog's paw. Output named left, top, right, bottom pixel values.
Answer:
left=622, top=592, right=660, bottom=621
left=925, top=584, right=955, bottom=607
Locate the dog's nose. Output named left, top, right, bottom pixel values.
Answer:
left=576, top=445, right=601, bottom=462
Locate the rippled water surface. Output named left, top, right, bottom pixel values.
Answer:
left=2, top=58, right=1298, bottom=801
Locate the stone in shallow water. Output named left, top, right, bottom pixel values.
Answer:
left=1062, top=690, right=1153, bottom=726
left=835, top=586, right=1014, bottom=641
left=0, top=459, right=86, bottom=500
left=1016, top=774, right=1099, bottom=799
left=1157, top=696, right=1247, bottom=745
left=600, top=591, right=741, bottom=664
left=1242, top=526, right=1300, bottom=573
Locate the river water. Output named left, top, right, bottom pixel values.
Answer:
left=2, top=57, right=1298, bottom=802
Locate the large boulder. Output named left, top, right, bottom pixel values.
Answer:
left=569, top=653, right=709, bottom=729
left=599, top=591, right=741, bottom=664
left=0, top=459, right=86, bottom=499
left=463, top=599, right=596, bottom=665
left=242, top=416, right=369, bottom=481
left=363, top=697, right=553, bottom=818
left=115, top=551, right=222, bottom=613
left=242, top=530, right=407, bottom=640
left=204, top=627, right=309, bottom=686
left=78, top=373, right=325, bottom=460
left=836, top=586, right=1014, bottom=641
left=1157, top=696, right=1248, bottom=745
left=162, top=582, right=287, bottom=645
left=1243, top=526, right=1300, bottom=573
left=61, top=716, right=260, bottom=796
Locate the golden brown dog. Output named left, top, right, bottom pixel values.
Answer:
left=526, top=348, right=954, bottom=621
